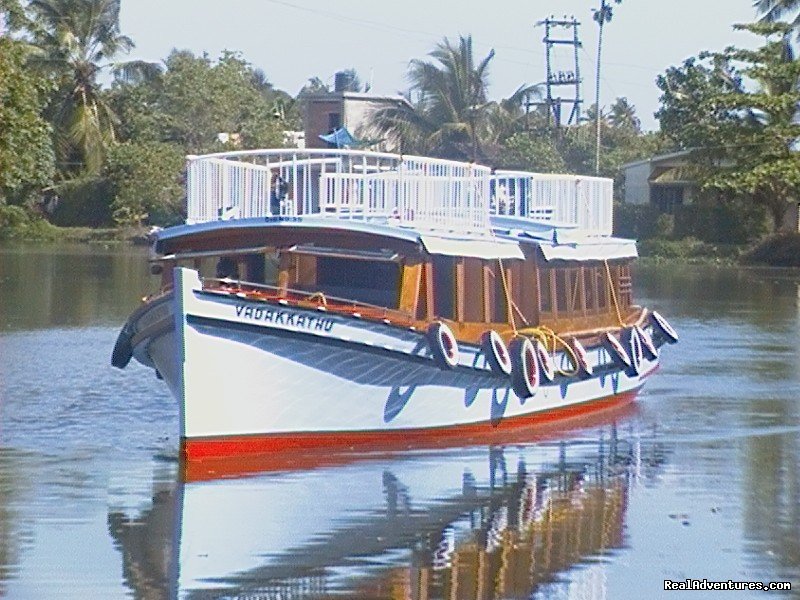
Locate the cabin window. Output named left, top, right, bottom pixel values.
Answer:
left=489, top=262, right=508, bottom=323
left=315, top=256, right=400, bottom=308
left=617, top=263, right=633, bottom=307
left=538, top=267, right=552, bottom=314
left=462, top=258, right=484, bottom=322
left=327, top=112, right=341, bottom=131
left=243, top=253, right=266, bottom=283
left=554, top=269, right=569, bottom=314
left=432, top=255, right=456, bottom=319
left=596, top=268, right=609, bottom=309
left=583, top=267, right=597, bottom=313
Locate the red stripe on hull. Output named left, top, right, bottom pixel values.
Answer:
left=182, top=390, right=639, bottom=479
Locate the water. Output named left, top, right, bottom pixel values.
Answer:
left=1, top=245, right=798, bottom=599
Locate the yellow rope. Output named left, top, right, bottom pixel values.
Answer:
left=503, top=325, right=580, bottom=376
left=307, top=291, right=328, bottom=306
left=604, top=259, right=624, bottom=326
left=497, top=258, right=517, bottom=335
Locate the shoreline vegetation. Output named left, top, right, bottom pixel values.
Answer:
left=3, top=206, right=800, bottom=268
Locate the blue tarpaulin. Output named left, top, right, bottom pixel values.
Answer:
left=319, top=127, right=360, bottom=148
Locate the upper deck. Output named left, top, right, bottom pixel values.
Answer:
left=185, top=149, right=614, bottom=237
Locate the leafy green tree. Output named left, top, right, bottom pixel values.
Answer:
left=105, top=51, right=287, bottom=226
left=106, top=142, right=185, bottom=226
left=372, top=35, right=495, bottom=160
left=656, top=22, right=800, bottom=230
left=152, top=50, right=285, bottom=153
left=0, top=37, right=55, bottom=205
left=500, top=133, right=567, bottom=173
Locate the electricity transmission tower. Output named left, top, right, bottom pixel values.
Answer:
left=528, top=16, right=583, bottom=128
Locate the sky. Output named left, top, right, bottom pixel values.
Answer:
left=118, top=0, right=765, bottom=131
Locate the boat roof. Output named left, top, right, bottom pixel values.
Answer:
left=153, top=215, right=637, bottom=262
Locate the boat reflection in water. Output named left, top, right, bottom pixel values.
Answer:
left=108, top=413, right=662, bottom=599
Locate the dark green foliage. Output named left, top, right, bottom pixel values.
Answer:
left=49, top=177, right=112, bottom=227
left=500, top=133, right=567, bottom=173
left=615, top=196, right=769, bottom=244
left=0, top=204, right=61, bottom=240
left=0, top=38, right=55, bottom=205
left=106, top=142, right=185, bottom=226
left=109, top=50, right=287, bottom=154
left=637, top=238, right=741, bottom=263
left=741, top=232, right=800, bottom=266
left=672, top=197, right=769, bottom=244
left=613, top=202, right=664, bottom=239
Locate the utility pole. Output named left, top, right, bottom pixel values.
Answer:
left=529, top=17, right=583, bottom=129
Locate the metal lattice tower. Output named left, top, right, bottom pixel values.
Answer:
left=529, top=16, right=583, bottom=128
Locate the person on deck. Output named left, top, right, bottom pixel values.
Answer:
left=270, top=173, right=289, bottom=215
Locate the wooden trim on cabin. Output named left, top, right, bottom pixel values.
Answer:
left=423, top=261, right=435, bottom=321
left=399, top=260, right=422, bottom=316
left=277, top=252, right=292, bottom=294
left=455, top=258, right=465, bottom=322
left=482, top=263, right=493, bottom=323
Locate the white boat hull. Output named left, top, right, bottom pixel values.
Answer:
left=125, top=268, right=659, bottom=459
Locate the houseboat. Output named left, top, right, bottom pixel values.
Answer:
left=111, top=149, right=678, bottom=461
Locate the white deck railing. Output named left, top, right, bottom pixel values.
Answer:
left=185, top=149, right=613, bottom=236
left=491, top=171, right=613, bottom=236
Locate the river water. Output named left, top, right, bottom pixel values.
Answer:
left=0, top=244, right=798, bottom=599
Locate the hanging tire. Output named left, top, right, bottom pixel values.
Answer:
left=534, top=340, right=555, bottom=382
left=623, top=327, right=644, bottom=375
left=510, top=337, right=540, bottom=399
left=571, top=337, right=594, bottom=377
left=111, top=328, right=133, bottom=369
left=650, top=310, right=679, bottom=344
left=427, top=321, right=459, bottom=369
left=635, top=324, right=658, bottom=360
left=481, top=330, right=512, bottom=376
left=602, top=331, right=632, bottom=370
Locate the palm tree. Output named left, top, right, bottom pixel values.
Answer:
left=592, top=0, right=622, bottom=174
left=607, top=97, right=640, bottom=131
left=27, top=0, right=156, bottom=176
left=372, top=35, right=495, bottom=161
left=754, top=0, right=800, bottom=33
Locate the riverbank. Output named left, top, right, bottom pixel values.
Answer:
left=0, top=206, right=148, bottom=244
left=637, top=238, right=742, bottom=266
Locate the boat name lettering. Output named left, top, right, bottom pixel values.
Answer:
left=234, top=304, right=334, bottom=332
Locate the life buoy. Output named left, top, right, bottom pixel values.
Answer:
left=602, top=331, right=631, bottom=369
left=635, top=324, right=658, bottom=360
left=509, top=337, right=540, bottom=399
left=570, top=337, right=593, bottom=377
left=534, top=340, right=555, bottom=382
left=481, top=330, right=512, bottom=376
left=623, top=327, right=644, bottom=375
left=427, top=321, right=459, bottom=369
left=650, top=310, right=679, bottom=344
